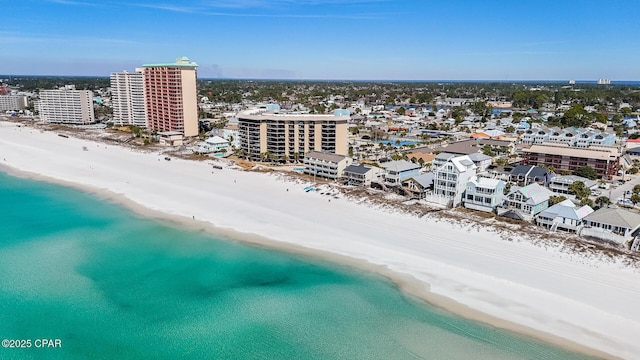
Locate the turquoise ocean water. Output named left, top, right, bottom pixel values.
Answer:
left=0, top=171, right=594, bottom=360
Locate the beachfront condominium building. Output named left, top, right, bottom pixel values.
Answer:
left=110, top=69, right=146, bottom=127
left=521, top=143, right=620, bottom=179
left=303, top=151, right=353, bottom=180
left=237, top=109, right=349, bottom=162
left=38, top=85, right=95, bottom=124
left=142, top=57, right=198, bottom=137
left=0, top=95, right=27, bottom=111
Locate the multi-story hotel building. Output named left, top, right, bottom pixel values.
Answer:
left=142, top=57, right=198, bottom=137
left=521, top=143, right=620, bottom=179
left=38, top=85, right=94, bottom=124
left=237, top=110, right=349, bottom=162
left=0, top=95, right=27, bottom=111
left=110, top=69, right=146, bottom=127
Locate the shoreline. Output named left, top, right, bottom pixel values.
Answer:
left=0, top=164, right=614, bottom=359
left=2, top=121, right=638, bottom=359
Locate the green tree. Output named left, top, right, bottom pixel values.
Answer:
left=580, top=197, right=594, bottom=207
left=594, top=196, right=611, bottom=209
left=494, top=158, right=509, bottom=166
left=562, top=103, right=593, bottom=128
left=568, top=181, right=590, bottom=199
left=574, top=166, right=598, bottom=180
left=631, top=194, right=640, bottom=207
left=396, top=107, right=406, bottom=115
left=549, top=195, right=567, bottom=206
left=481, top=144, right=495, bottom=157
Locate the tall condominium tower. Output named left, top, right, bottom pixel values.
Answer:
left=237, top=109, right=349, bottom=162
left=110, top=69, right=146, bottom=127
left=38, top=85, right=95, bottom=124
left=142, top=57, right=199, bottom=137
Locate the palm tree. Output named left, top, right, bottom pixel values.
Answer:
left=580, top=197, right=594, bottom=207
left=594, top=196, right=611, bottom=209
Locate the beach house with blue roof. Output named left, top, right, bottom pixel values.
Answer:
left=515, top=119, right=531, bottom=131
left=536, top=199, right=594, bottom=232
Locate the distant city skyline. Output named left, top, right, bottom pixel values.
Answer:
left=2, top=0, right=639, bottom=80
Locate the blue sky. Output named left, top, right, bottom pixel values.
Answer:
left=1, top=0, right=639, bottom=80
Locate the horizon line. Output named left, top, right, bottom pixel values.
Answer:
left=1, top=75, right=639, bottom=84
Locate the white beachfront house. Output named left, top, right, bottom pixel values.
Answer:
left=205, top=136, right=230, bottom=152
left=303, top=151, right=353, bottom=180
left=547, top=175, right=597, bottom=195
left=342, top=164, right=383, bottom=186
left=432, top=155, right=477, bottom=207
left=463, top=176, right=505, bottom=212
left=194, top=136, right=230, bottom=154
left=581, top=207, right=640, bottom=245
left=381, top=160, right=421, bottom=189
left=498, top=183, right=554, bottom=221
left=535, top=199, right=594, bottom=232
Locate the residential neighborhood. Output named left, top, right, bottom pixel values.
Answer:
left=3, top=76, right=640, bottom=252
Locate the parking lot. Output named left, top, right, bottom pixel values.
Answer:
left=609, top=174, right=640, bottom=204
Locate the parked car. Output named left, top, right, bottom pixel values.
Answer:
left=617, top=198, right=633, bottom=206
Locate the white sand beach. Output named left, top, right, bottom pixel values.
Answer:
left=1, top=121, right=639, bottom=359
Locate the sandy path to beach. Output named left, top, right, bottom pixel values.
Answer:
left=1, top=122, right=639, bottom=359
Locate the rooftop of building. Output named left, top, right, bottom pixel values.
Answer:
left=583, top=206, right=640, bottom=229
left=509, top=183, right=553, bottom=205
left=381, top=160, right=421, bottom=172
left=538, top=199, right=594, bottom=221
left=468, top=176, right=503, bottom=189
left=344, top=164, right=374, bottom=175
left=522, top=143, right=621, bottom=160
left=305, top=151, right=347, bottom=163
left=510, top=165, right=547, bottom=179
left=548, top=175, right=597, bottom=188
left=238, top=109, right=350, bottom=121
left=142, top=56, right=198, bottom=68
left=404, top=173, right=434, bottom=188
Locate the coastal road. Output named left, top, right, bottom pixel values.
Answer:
left=609, top=173, right=640, bottom=203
